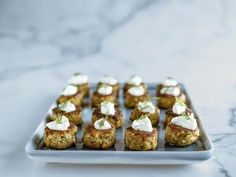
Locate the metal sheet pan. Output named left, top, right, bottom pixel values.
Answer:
left=25, top=84, right=214, bottom=164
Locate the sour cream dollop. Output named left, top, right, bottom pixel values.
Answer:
left=128, top=75, right=142, bottom=86
left=138, top=101, right=155, bottom=113
left=171, top=115, right=197, bottom=130
left=61, top=85, right=77, bottom=96
left=163, top=77, right=178, bottom=87
left=68, top=73, right=88, bottom=85
left=46, top=116, right=70, bottom=131
left=101, top=101, right=115, bottom=115
left=160, top=86, right=180, bottom=96
left=132, top=117, right=153, bottom=132
left=94, top=118, right=111, bottom=130
left=58, top=102, right=76, bottom=113
left=172, top=102, right=186, bottom=114
left=97, top=85, right=113, bottom=95
left=128, top=86, right=145, bottom=96
left=101, top=75, right=118, bottom=85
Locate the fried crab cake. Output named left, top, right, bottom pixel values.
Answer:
left=44, top=116, right=78, bottom=149
left=82, top=118, right=116, bottom=149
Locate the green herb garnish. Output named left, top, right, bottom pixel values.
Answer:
left=99, top=119, right=105, bottom=127
left=55, top=115, right=63, bottom=124
left=137, top=113, right=150, bottom=120
left=183, top=115, right=190, bottom=120
left=98, top=112, right=110, bottom=128
left=138, top=101, right=152, bottom=112
left=175, top=97, right=187, bottom=107
left=140, top=104, right=151, bottom=111
left=58, top=102, right=68, bottom=111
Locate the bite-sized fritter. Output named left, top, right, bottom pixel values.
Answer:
left=82, top=118, right=116, bottom=149
left=125, top=117, right=158, bottom=151
left=44, top=116, right=78, bottom=149
left=165, top=115, right=200, bottom=147
left=57, top=85, right=84, bottom=106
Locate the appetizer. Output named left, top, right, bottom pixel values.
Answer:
left=44, top=116, right=78, bottom=149
left=165, top=114, right=200, bottom=147
left=51, top=101, right=83, bottom=126
left=92, top=84, right=116, bottom=107
left=97, top=75, right=120, bottom=97
left=125, top=86, right=149, bottom=108
left=92, top=101, right=124, bottom=128
left=57, top=85, right=83, bottom=106
left=68, top=73, right=90, bottom=97
left=82, top=118, right=116, bottom=149
left=165, top=101, right=193, bottom=126
left=125, top=116, right=158, bottom=151
left=130, top=100, right=160, bottom=126
left=156, top=77, right=186, bottom=109
left=124, top=75, right=148, bottom=94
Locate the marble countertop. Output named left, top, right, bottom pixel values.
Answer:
left=1, top=0, right=236, bottom=176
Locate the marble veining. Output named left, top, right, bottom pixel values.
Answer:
left=0, top=0, right=236, bottom=177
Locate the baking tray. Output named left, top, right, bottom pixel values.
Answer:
left=25, top=83, right=214, bottom=164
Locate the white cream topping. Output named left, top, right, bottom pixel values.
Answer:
left=94, top=118, right=112, bottom=130
left=97, top=85, right=113, bottom=95
left=61, top=85, right=77, bottom=96
left=128, top=86, right=145, bottom=96
left=163, top=77, right=178, bottom=87
left=68, top=73, right=88, bottom=85
left=171, top=115, right=197, bottom=130
left=160, top=86, right=180, bottom=96
left=46, top=116, right=70, bottom=131
left=132, top=117, right=153, bottom=132
left=101, top=75, right=118, bottom=85
left=138, top=101, right=155, bottom=113
left=172, top=102, right=186, bottom=114
left=101, top=101, right=115, bottom=115
left=128, top=75, right=142, bottom=86
left=58, top=102, right=76, bottom=113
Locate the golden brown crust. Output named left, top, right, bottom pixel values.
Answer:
left=124, top=92, right=150, bottom=108
left=44, top=123, right=78, bottom=149
left=91, top=107, right=124, bottom=128
left=124, top=126, right=158, bottom=151
left=51, top=106, right=83, bottom=126
left=165, top=114, right=174, bottom=126
left=75, top=83, right=90, bottom=97
left=130, top=106, right=160, bottom=126
left=92, top=91, right=117, bottom=107
left=97, top=82, right=120, bottom=97
left=82, top=124, right=116, bottom=149
left=165, top=123, right=200, bottom=147
left=156, top=84, right=186, bottom=109
left=57, top=91, right=84, bottom=106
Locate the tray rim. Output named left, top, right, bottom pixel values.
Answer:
left=25, top=83, right=214, bottom=164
